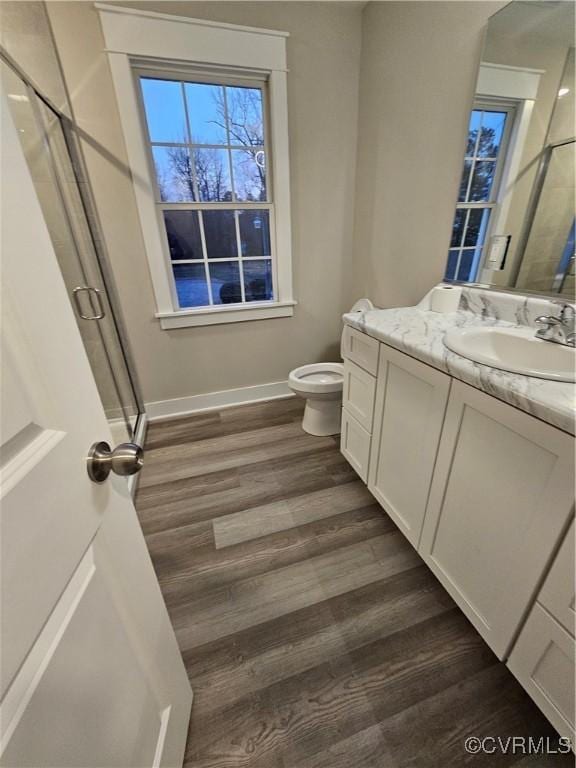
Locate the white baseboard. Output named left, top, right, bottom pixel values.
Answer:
left=145, top=381, right=294, bottom=422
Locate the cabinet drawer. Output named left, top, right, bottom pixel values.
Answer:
left=343, top=360, right=376, bottom=432
left=341, top=326, right=379, bottom=375
left=508, top=603, right=575, bottom=742
left=341, top=409, right=371, bottom=482
left=539, top=520, right=575, bottom=637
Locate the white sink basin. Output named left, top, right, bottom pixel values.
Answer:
left=444, top=326, right=576, bottom=382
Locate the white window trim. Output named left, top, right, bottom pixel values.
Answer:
left=477, top=62, right=542, bottom=102
left=476, top=62, right=541, bottom=283
left=96, top=3, right=294, bottom=328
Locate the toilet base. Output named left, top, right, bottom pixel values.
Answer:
left=302, top=397, right=342, bottom=436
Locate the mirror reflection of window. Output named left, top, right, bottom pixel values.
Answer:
left=444, top=0, right=575, bottom=299
left=446, top=104, right=514, bottom=282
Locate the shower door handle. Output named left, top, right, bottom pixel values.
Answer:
left=72, top=285, right=105, bottom=320
left=87, top=441, right=144, bottom=483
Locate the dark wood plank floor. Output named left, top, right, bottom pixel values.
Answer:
left=135, top=398, right=572, bottom=768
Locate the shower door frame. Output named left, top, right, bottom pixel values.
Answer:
left=1, top=48, right=147, bottom=451
left=511, top=135, right=576, bottom=292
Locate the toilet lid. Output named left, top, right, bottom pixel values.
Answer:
left=298, top=371, right=342, bottom=384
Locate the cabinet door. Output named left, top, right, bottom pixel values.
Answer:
left=343, top=360, right=376, bottom=432
left=508, top=603, right=575, bottom=742
left=539, top=520, right=575, bottom=637
left=367, top=345, right=450, bottom=548
left=341, top=409, right=371, bottom=482
left=420, top=380, right=575, bottom=660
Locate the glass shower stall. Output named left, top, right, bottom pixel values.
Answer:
left=1, top=4, right=145, bottom=447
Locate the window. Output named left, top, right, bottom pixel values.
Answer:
left=98, top=5, right=293, bottom=328
left=139, top=75, right=275, bottom=310
left=445, top=100, right=515, bottom=283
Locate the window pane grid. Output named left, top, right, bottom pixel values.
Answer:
left=140, top=74, right=276, bottom=310
left=159, top=202, right=272, bottom=211
left=180, top=81, right=192, bottom=144
left=462, top=111, right=483, bottom=203
left=464, top=155, right=499, bottom=162
left=150, top=140, right=267, bottom=200
left=460, top=109, right=506, bottom=205
left=197, top=211, right=214, bottom=305
left=151, top=141, right=265, bottom=151
left=151, top=147, right=268, bottom=204
left=167, top=208, right=273, bottom=307
left=458, top=208, right=471, bottom=250
left=180, top=82, right=199, bottom=201
left=162, top=208, right=272, bottom=258
left=447, top=102, right=513, bottom=282
left=223, top=86, right=238, bottom=210
left=452, top=207, right=471, bottom=280
left=162, top=257, right=275, bottom=264
left=222, top=84, right=232, bottom=146
left=233, top=209, right=247, bottom=302
left=455, top=202, right=495, bottom=210
left=143, top=79, right=269, bottom=205
left=448, top=207, right=492, bottom=281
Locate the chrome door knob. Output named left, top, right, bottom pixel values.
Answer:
left=87, top=441, right=144, bottom=483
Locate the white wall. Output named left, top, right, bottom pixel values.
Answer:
left=47, top=1, right=363, bottom=404
left=350, top=1, right=504, bottom=309
left=45, top=1, right=516, bottom=405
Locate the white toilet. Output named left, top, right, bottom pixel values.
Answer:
left=288, top=298, right=374, bottom=436
left=288, top=362, right=344, bottom=436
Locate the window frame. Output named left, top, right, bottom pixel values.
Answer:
left=134, top=65, right=278, bottom=312
left=446, top=62, right=542, bottom=286
left=97, top=4, right=294, bottom=328
left=447, top=98, right=517, bottom=283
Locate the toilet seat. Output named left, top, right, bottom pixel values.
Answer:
left=288, top=363, right=344, bottom=394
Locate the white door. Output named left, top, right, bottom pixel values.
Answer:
left=0, top=83, right=192, bottom=767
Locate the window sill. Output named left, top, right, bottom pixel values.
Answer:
left=156, top=300, right=297, bottom=329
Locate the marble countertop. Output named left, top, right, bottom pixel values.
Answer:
left=343, top=288, right=576, bottom=435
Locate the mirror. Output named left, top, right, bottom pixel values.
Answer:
left=444, top=0, right=575, bottom=299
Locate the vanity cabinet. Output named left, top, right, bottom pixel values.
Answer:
left=508, top=521, right=575, bottom=741
left=419, top=380, right=575, bottom=660
left=340, top=323, right=575, bottom=738
left=341, top=330, right=575, bottom=662
left=367, top=345, right=451, bottom=548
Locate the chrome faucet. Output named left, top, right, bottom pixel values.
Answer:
left=535, top=304, right=576, bottom=347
